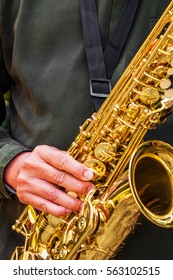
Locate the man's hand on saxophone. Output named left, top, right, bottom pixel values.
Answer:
left=3, top=145, right=94, bottom=216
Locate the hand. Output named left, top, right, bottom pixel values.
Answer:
left=4, top=145, right=94, bottom=216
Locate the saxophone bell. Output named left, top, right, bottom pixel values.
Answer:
left=129, top=140, right=173, bottom=228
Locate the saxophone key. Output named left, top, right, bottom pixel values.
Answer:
left=167, top=67, right=173, bottom=75
left=94, top=142, right=116, bottom=162
left=140, top=87, right=160, bottom=105
left=159, top=45, right=173, bottom=66
left=126, top=104, right=140, bottom=120
left=160, top=78, right=172, bottom=89
left=164, top=88, right=173, bottom=98
left=79, top=118, right=92, bottom=133
left=84, top=158, right=106, bottom=180
left=153, top=65, right=167, bottom=77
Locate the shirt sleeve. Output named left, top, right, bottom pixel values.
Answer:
left=0, top=40, right=29, bottom=199
left=0, top=137, right=30, bottom=199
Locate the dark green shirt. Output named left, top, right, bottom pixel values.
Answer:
left=0, top=0, right=172, bottom=259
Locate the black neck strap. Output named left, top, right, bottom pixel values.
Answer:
left=80, top=0, right=140, bottom=111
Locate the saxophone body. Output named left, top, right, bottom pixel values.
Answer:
left=12, top=1, right=173, bottom=260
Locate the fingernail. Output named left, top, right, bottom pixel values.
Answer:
left=65, top=209, right=72, bottom=214
left=84, top=169, right=93, bottom=180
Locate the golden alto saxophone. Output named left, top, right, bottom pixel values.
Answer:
left=12, top=1, right=173, bottom=260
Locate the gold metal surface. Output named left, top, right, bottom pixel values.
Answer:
left=11, top=1, right=173, bottom=260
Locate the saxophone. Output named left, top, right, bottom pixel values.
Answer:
left=12, top=1, right=173, bottom=260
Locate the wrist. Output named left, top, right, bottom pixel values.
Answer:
left=3, top=151, right=31, bottom=190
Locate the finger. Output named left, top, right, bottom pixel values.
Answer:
left=20, top=193, right=73, bottom=216
left=31, top=161, right=94, bottom=194
left=18, top=178, right=83, bottom=212
left=36, top=146, right=93, bottom=180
